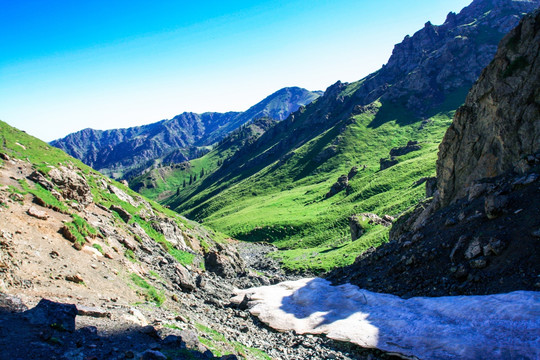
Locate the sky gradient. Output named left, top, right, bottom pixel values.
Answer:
left=1, top=0, right=471, bottom=141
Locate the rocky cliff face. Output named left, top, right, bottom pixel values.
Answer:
left=350, top=0, right=539, bottom=115
left=51, top=87, right=320, bottom=180
left=437, top=8, right=540, bottom=206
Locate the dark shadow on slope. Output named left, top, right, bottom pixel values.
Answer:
left=368, top=86, right=470, bottom=129
left=0, top=295, right=221, bottom=360
left=367, top=101, right=418, bottom=129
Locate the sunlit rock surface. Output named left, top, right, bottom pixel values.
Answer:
left=231, top=278, right=540, bottom=359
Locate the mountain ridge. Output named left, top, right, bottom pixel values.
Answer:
left=51, top=86, right=321, bottom=179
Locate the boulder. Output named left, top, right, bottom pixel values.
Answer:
left=204, top=243, right=245, bottom=278
left=47, top=166, right=93, bottom=206
left=110, top=204, right=132, bottom=223
left=174, top=264, right=196, bottom=292
left=380, top=157, right=398, bottom=171
left=27, top=170, right=55, bottom=191
left=24, top=299, right=77, bottom=332
left=389, top=141, right=421, bottom=157
left=349, top=213, right=392, bottom=241
left=325, top=174, right=349, bottom=198
left=151, top=218, right=188, bottom=250
left=484, top=194, right=509, bottom=219
left=27, top=206, right=49, bottom=220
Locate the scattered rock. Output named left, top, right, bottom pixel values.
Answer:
left=27, top=206, right=49, bottom=220
left=76, top=305, right=110, bottom=318
left=464, top=238, right=482, bottom=260
left=65, top=274, right=84, bottom=284
left=484, top=195, right=509, bottom=219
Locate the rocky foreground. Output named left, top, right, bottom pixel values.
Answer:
left=0, top=155, right=400, bottom=360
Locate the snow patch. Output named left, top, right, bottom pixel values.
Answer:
left=231, top=278, right=540, bottom=359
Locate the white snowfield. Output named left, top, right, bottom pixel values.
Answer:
left=231, top=278, right=540, bottom=360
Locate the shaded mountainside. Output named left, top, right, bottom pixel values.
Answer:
left=51, top=87, right=321, bottom=180
left=328, top=9, right=540, bottom=297
left=147, top=0, right=539, bottom=272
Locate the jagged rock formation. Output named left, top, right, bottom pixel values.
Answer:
left=349, top=0, right=539, bottom=115
left=51, top=87, right=321, bottom=179
left=437, top=8, right=540, bottom=206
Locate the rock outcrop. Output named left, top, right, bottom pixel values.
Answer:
left=48, top=166, right=93, bottom=206
left=350, top=0, right=540, bottom=116
left=437, top=8, right=540, bottom=206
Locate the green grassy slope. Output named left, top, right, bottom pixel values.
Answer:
left=136, top=85, right=466, bottom=273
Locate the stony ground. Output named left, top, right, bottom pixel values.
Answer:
left=0, top=158, right=402, bottom=360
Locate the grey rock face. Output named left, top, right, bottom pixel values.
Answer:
left=350, top=0, right=539, bottom=116
left=204, top=243, right=246, bottom=279
left=47, top=166, right=93, bottom=206
left=437, top=9, right=540, bottom=206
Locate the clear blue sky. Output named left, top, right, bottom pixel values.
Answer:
left=0, top=0, right=471, bottom=141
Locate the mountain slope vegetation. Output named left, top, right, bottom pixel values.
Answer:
left=137, top=0, right=539, bottom=272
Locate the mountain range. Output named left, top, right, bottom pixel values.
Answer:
left=51, top=87, right=322, bottom=180
left=131, top=0, right=539, bottom=272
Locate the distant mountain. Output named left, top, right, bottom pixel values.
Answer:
left=51, top=86, right=321, bottom=179
left=147, top=0, right=539, bottom=273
